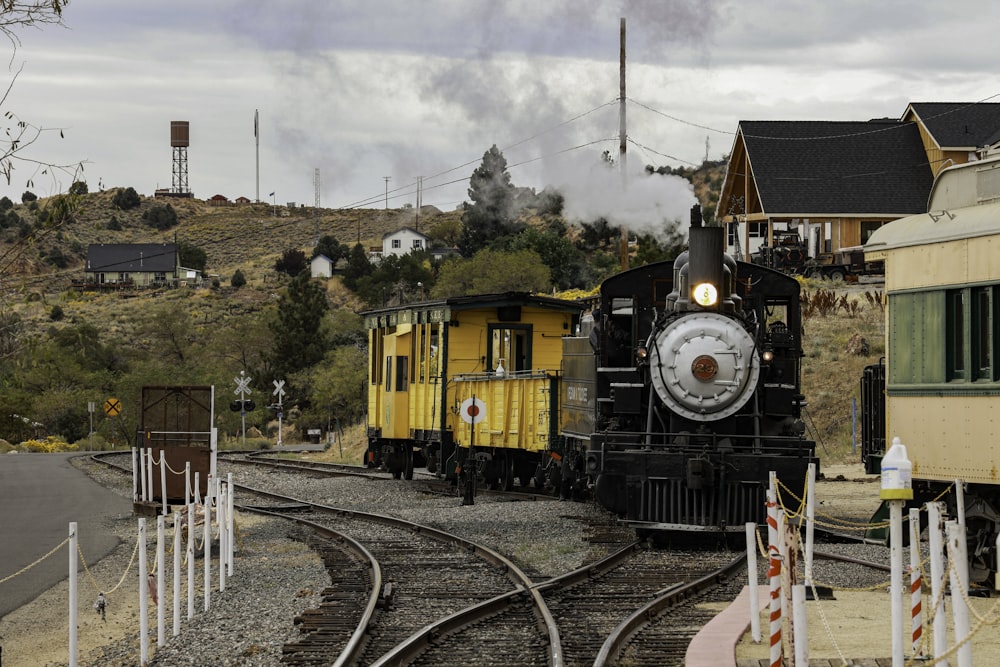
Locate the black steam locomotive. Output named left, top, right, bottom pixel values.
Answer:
left=560, top=205, right=817, bottom=532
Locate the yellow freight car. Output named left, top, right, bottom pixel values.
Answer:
left=363, top=292, right=581, bottom=485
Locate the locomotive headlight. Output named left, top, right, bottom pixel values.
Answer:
left=692, top=282, right=718, bottom=307
left=762, top=349, right=774, bottom=363
left=636, top=346, right=648, bottom=361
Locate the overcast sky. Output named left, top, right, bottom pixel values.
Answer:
left=4, top=0, right=996, bottom=231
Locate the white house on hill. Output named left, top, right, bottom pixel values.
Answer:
left=380, top=227, right=430, bottom=259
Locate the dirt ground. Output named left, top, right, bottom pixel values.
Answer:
left=4, top=463, right=1000, bottom=665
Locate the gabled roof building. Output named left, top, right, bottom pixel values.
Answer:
left=83, top=243, right=180, bottom=288
left=717, top=102, right=1000, bottom=262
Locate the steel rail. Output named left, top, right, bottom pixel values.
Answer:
left=591, top=553, right=747, bottom=666
left=236, top=503, right=383, bottom=667
left=235, top=482, right=564, bottom=667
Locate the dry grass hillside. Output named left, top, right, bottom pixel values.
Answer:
left=1, top=191, right=461, bottom=293
left=1, top=184, right=885, bottom=472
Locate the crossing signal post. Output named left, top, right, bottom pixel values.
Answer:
left=272, top=380, right=286, bottom=448
left=233, top=371, right=252, bottom=447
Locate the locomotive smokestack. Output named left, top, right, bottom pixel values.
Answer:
left=688, top=221, right=723, bottom=308
left=690, top=203, right=703, bottom=229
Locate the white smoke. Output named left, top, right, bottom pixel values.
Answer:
left=548, top=152, right=697, bottom=239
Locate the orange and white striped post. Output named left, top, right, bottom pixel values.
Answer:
left=767, top=472, right=782, bottom=667
left=909, top=508, right=923, bottom=656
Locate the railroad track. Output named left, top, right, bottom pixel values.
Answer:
left=87, top=451, right=893, bottom=666
left=235, top=484, right=560, bottom=666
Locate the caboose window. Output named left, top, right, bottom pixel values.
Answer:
left=488, top=325, right=531, bottom=372
left=947, top=289, right=966, bottom=380
left=385, top=357, right=393, bottom=391
left=395, top=355, right=408, bottom=391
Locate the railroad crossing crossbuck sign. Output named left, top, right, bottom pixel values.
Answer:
left=103, top=397, right=122, bottom=417
left=459, top=397, right=487, bottom=425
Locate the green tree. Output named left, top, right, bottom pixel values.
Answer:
left=231, top=268, right=247, bottom=288
left=431, top=248, right=551, bottom=298
left=459, top=145, right=517, bottom=256
left=21, top=190, right=36, bottom=203
left=275, top=248, right=308, bottom=276
left=269, top=271, right=330, bottom=377
left=342, top=243, right=373, bottom=291
left=68, top=180, right=87, bottom=195
left=304, top=344, right=368, bottom=424
left=178, top=240, right=207, bottom=272
left=111, top=186, right=140, bottom=210
left=142, top=203, right=177, bottom=230
left=313, top=235, right=347, bottom=263
left=505, top=226, right=586, bottom=291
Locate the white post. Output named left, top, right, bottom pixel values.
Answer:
left=147, top=448, right=155, bottom=503
left=804, top=462, right=816, bottom=585
left=194, top=471, right=201, bottom=505
left=955, top=479, right=966, bottom=528
left=946, top=520, right=973, bottom=667
left=139, top=518, right=149, bottom=666
left=69, top=522, right=78, bottom=667
left=139, top=448, right=148, bottom=502
left=131, top=447, right=139, bottom=502
left=211, top=427, right=218, bottom=484
left=204, top=491, right=212, bottom=612
left=219, top=482, right=227, bottom=592
left=187, top=501, right=195, bottom=620
left=767, top=472, right=782, bottom=667
left=173, top=511, right=181, bottom=637
left=227, top=472, right=235, bottom=574
left=159, top=449, right=168, bottom=515
left=157, top=515, right=165, bottom=647
left=926, top=502, right=948, bottom=665
left=746, top=522, right=761, bottom=643
left=908, top=508, right=923, bottom=657
left=792, top=584, right=808, bottom=666
left=185, top=461, right=191, bottom=508
left=889, top=499, right=904, bottom=667
left=880, top=437, right=912, bottom=667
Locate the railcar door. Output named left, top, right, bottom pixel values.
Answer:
left=381, top=328, right=411, bottom=439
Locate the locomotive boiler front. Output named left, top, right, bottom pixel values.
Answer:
left=648, top=312, right=760, bottom=421
left=649, top=218, right=759, bottom=421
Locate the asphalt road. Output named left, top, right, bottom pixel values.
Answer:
left=0, top=452, right=132, bottom=618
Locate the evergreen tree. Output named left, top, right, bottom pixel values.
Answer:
left=459, top=145, right=516, bottom=256
left=269, top=271, right=330, bottom=377
left=342, top=243, right=373, bottom=291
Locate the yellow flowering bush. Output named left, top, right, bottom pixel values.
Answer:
left=19, top=436, right=79, bottom=453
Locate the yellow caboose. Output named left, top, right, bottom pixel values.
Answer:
left=363, top=292, right=581, bottom=485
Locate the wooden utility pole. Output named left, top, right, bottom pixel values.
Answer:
left=619, top=17, right=630, bottom=271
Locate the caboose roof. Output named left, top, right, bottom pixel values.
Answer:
left=360, top=291, right=583, bottom=327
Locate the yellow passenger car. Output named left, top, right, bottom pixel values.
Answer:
left=363, top=292, right=581, bottom=484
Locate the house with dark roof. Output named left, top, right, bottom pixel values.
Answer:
left=83, top=243, right=180, bottom=288
left=717, top=102, right=1000, bottom=262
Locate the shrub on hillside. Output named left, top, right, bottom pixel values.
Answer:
left=111, top=186, right=141, bottom=210
left=231, top=269, right=247, bottom=288
left=142, top=203, right=178, bottom=230
left=69, top=181, right=88, bottom=195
